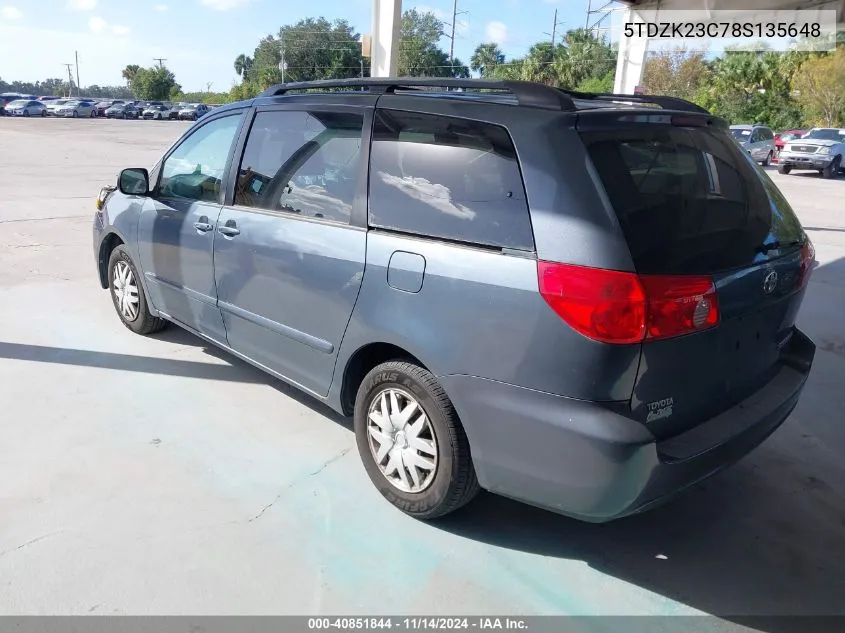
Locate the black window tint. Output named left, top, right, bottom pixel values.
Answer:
left=235, top=110, right=363, bottom=224
left=158, top=113, right=242, bottom=203
left=369, top=109, right=533, bottom=250
left=580, top=126, right=804, bottom=275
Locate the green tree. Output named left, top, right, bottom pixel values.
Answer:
left=470, top=43, right=505, bottom=77
left=642, top=47, right=710, bottom=101
left=233, top=54, right=253, bottom=79
left=245, top=18, right=364, bottom=86
left=792, top=45, right=845, bottom=127
left=131, top=66, right=181, bottom=101
left=398, top=10, right=464, bottom=77
left=121, top=64, right=141, bottom=88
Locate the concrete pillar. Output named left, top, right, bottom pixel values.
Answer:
left=371, top=0, right=403, bottom=77
left=613, top=7, right=648, bottom=94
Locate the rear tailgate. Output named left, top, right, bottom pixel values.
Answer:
left=579, top=113, right=813, bottom=439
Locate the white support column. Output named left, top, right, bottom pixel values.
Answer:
left=613, top=7, right=648, bottom=94
left=371, top=0, right=403, bottom=77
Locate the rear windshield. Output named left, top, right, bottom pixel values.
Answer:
left=580, top=125, right=804, bottom=275
left=730, top=128, right=751, bottom=140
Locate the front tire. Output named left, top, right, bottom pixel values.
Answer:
left=72, top=110, right=78, bottom=118
left=822, top=156, right=841, bottom=179
left=107, top=245, right=167, bottom=335
left=762, top=151, right=772, bottom=166
left=354, top=361, right=479, bottom=520
left=778, top=164, right=792, bottom=175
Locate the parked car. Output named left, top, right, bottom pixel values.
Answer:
left=93, top=78, right=816, bottom=523
left=774, top=129, right=807, bottom=154
left=778, top=127, right=845, bottom=178
left=94, top=100, right=125, bottom=116
left=729, top=123, right=776, bottom=165
left=106, top=103, right=142, bottom=119
left=1, top=93, right=30, bottom=115
left=45, top=99, right=71, bottom=116
left=177, top=103, right=209, bottom=120
left=166, top=103, right=187, bottom=119
left=4, top=99, right=48, bottom=117
left=142, top=104, right=171, bottom=120
left=54, top=99, right=97, bottom=118
left=38, top=95, right=62, bottom=102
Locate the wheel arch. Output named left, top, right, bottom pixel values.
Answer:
left=97, top=230, right=127, bottom=288
left=339, top=342, right=430, bottom=417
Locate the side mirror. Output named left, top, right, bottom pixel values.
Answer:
left=118, top=168, right=149, bottom=196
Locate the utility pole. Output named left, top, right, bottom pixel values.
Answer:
left=206, top=82, right=213, bottom=93
left=63, top=63, right=74, bottom=97
left=446, top=0, right=468, bottom=76
left=75, top=51, right=81, bottom=96
left=544, top=9, right=566, bottom=47
left=279, top=33, right=286, bottom=83
left=153, top=58, right=166, bottom=69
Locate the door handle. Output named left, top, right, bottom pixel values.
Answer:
left=218, top=223, right=240, bottom=237
left=194, top=221, right=213, bottom=232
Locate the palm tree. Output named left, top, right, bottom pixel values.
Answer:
left=122, top=64, right=140, bottom=87
left=234, top=54, right=253, bottom=79
left=470, top=43, right=505, bottom=77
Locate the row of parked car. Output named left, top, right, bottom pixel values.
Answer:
left=0, top=94, right=213, bottom=121
left=729, top=122, right=845, bottom=178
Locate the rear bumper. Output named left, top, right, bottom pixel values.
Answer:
left=440, top=328, right=814, bottom=523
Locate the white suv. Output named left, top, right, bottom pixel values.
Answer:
left=778, top=128, right=845, bottom=179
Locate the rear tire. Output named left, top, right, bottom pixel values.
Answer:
left=107, top=245, right=167, bottom=335
left=762, top=151, right=772, bottom=166
left=778, top=164, right=791, bottom=175
left=822, top=157, right=841, bottom=179
left=41, top=110, right=46, bottom=117
left=72, top=110, right=78, bottom=118
left=354, top=361, right=480, bottom=520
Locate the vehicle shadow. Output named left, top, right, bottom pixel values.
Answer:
left=151, top=326, right=351, bottom=429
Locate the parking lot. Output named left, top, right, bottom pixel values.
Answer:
left=1, top=116, right=844, bottom=621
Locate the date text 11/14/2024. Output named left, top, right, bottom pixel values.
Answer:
left=308, top=618, right=528, bottom=631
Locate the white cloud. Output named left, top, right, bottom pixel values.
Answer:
left=111, top=24, right=131, bottom=36
left=153, top=3, right=168, bottom=10
left=88, top=15, right=107, bottom=33
left=1, top=5, right=23, bottom=19
left=485, top=21, right=508, bottom=44
left=199, top=0, right=250, bottom=10
left=67, top=0, right=97, bottom=10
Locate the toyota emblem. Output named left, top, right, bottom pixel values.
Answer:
left=762, top=270, right=778, bottom=294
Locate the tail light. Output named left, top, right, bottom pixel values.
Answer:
left=798, top=237, right=815, bottom=288
left=538, top=262, right=720, bottom=344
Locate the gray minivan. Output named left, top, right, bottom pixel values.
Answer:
left=93, top=79, right=816, bottom=522
left=730, top=123, right=776, bottom=165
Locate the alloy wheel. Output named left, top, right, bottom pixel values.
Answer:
left=112, top=260, right=140, bottom=322
left=366, top=388, right=438, bottom=493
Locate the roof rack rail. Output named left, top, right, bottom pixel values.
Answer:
left=259, top=78, right=577, bottom=111
left=562, top=89, right=710, bottom=114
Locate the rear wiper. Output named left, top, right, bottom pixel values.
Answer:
left=755, top=239, right=802, bottom=254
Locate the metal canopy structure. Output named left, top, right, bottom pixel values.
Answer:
left=613, top=0, right=845, bottom=94
left=370, top=0, right=845, bottom=93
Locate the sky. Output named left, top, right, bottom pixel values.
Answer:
left=0, top=0, right=625, bottom=92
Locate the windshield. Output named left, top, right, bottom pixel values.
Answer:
left=730, top=128, right=752, bottom=140
left=804, top=128, right=845, bottom=141
left=8, top=100, right=26, bottom=106
left=580, top=124, right=804, bottom=275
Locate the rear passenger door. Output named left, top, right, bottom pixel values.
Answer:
left=213, top=104, right=371, bottom=398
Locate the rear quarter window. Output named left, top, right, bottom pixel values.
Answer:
left=368, top=109, right=534, bottom=251
left=580, top=125, right=804, bottom=275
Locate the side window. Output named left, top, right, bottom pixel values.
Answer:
left=235, top=109, right=363, bottom=224
left=157, top=113, right=242, bottom=203
left=368, top=109, right=533, bottom=251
